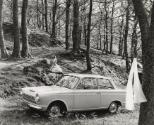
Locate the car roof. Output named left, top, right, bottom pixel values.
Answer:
left=66, top=73, right=111, bottom=79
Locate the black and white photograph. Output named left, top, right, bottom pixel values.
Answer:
left=0, top=0, right=152, bottom=125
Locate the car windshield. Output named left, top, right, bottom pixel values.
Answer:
left=56, top=75, right=79, bottom=89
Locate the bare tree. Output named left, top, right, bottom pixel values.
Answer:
left=36, top=0, right=41, bottom=28
left=132, top=0, right=154, bottom=125
left=0, top=0, right=8, bottom=58
left=65, top=0, right=71, bottom=50
left=51, top=0, right=57, bottom=40
left=12, top=0, right=20, bottom=58
left=41, top=0, right=45, bottom=30
left=21, top=0, right=30, bottom=58
left=131, top=17, right=138, bottom=61
left=86, top=0, right=93, bottom=71
left=44, top=0, right=48, bottom=32
left=72, top=0, right=80, bottom=53
left=109, top=0, right=115, bottom=54
left=104, top=0, right=109, bottom=54
left=118, top=14, right=124, bottom=56
left=98, top=2, right=103, bottom=50
left=123, top=2, right=130, bottom=72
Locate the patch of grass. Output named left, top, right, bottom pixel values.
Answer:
left=0, top=108, right=139, bottom=125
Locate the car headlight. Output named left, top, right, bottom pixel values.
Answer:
left=35, top=93, right=40, bottom=103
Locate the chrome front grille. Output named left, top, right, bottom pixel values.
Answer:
left=23, top=93, right=35, bottom=103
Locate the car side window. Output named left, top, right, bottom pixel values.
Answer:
left=97, top=78, right=114, bottom=89
left=76, top=82, right=85, bottom=89
left=76, top=78, right=98, bottom=90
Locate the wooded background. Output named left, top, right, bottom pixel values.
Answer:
left=1, top=0, right=152, bottom=71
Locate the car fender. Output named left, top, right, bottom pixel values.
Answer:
left=47, top=99, right=69, bottom=111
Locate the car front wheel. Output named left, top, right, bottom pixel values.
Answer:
left=47, top=105, right=62, bottom=118
left=108, top=102, right=118, bottom=114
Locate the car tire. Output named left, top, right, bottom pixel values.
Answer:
left=108, top=102, right=118, bottom=114
left=47, top=103, right=67, bottom=118
left=47, top=104, right=62, bottom=118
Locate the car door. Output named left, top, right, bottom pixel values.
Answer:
left=73, top=77, right=101, bottom=111
left=97, top=78, right=116, bottom=108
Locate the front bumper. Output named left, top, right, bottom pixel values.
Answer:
left=22, top=99, right=46, bottom=111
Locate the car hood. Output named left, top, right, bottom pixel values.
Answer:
left=22, top=85, right=71, bottom=95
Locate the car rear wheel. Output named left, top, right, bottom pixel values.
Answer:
left=108, top=102, right=118, bottom=114
left=47, top=105, right=62, bottom=118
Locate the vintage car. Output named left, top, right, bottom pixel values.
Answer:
left=21, top=73, right=126, bottom=117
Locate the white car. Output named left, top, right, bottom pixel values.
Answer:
left=21, top=73, right=126, bottom=117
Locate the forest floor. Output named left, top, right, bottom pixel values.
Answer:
left=0, top=46, right=139, bottom=125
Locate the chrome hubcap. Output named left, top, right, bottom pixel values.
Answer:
left=109, top=103, right=117, bottom=113
left=48, top=105, right=61, bottom=117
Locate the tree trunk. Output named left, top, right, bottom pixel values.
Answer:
left=12, top=0, right=20, bottom=58
left=58, top=17, right=61, bottom=37
left=0, top=0, right=8, bottom=58
left=36, top=0, right=40, bottom=28
left=44, top=0, right=48, bottom=32
left=118, top=8, right=124, bottom=56
left=104, top=0, right=108, bottom=54
left=132, top=0, right=149, bottom=62
left=110, top=0, right=115, bottom=54
left=78, top=26, right=82, bottom=47
left=65, top=0, right=71, bottom=50
left=86, top=0, right=92, bottom=71
left=72, top=0, right=80, bottom=53
left=41, top=0, right=45, bottom=30
left=98, top=3, right=103, bottom=50
left=103, top=24, right=106, bottom=51
left=84, top=20, right=87, bottom=46
left=123, top=3, right=130, bottom=72
left=21, top=0, right=30, bottom=58
left=51, top=0, right=57, bottom=40
left=98, top=23, right=102, bottom=50
left=131, top=18, right=138, bottom=62
left=132, top=0, right=154, bottom=125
